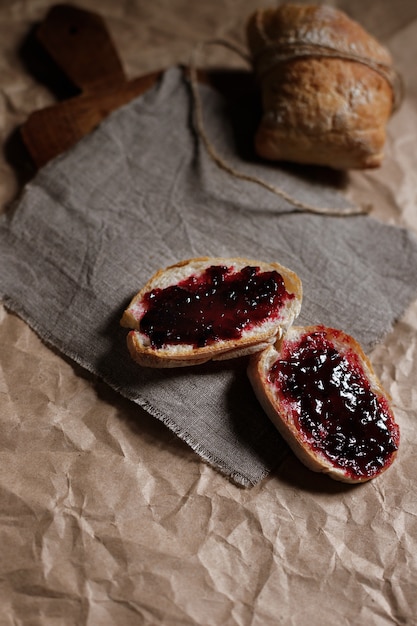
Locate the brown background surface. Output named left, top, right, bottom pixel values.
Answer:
left=1, top=1, right=417, bottom=624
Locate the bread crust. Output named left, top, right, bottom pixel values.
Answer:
left=246, top=4, right=395, bottom=169
left=247, top=325, right=399, bottom=483
left=121, top=257, right=302, bottom=368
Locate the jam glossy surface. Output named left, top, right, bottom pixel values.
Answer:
left=140, top=265, right=293, bottom=349
left=269, top=329, right=399, bottom=479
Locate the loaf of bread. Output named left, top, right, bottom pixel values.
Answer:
left=120, top=257, right=302, bottom=368
left=246, top=4, right=397, bottom=169
left=248, top=325, right=399, bottom=483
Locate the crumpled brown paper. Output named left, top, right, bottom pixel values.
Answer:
left=1, top=1, right=417, bottom=624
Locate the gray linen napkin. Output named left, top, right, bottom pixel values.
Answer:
left=1, top=66, right=417, bottom=486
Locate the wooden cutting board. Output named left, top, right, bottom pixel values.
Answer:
left=20, top=4, right=163, bottom=168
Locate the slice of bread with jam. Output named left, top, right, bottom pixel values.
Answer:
left=121, top=256, right=302, bottom=368
left=248, top=325, right=400, bottom=483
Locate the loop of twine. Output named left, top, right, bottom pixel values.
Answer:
left=188, top=38, right=371, bottom=217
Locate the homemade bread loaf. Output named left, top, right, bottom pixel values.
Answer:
left=246, top=4, right=397, bottom=169
left=121, top=257, right=302, bottom=368
left=248, top=325, right=399, bottom=482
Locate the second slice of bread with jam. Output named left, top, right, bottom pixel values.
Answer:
left=247, top=325, right=400, bottom=483
left=121, top=257, right=302, bottom=368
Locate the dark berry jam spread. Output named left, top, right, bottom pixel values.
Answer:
left=140, top=265, right=293, bottom=349
left=269, top=329, right=399, bottom=479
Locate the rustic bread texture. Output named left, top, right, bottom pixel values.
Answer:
left=121, top=257, right=302, bottom=368
left=247, top=325, right=399, bottom=483
left=246, top=4, right=395, bottom=169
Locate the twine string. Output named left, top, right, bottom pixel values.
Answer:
left=188, top=38, right=371, bottom=217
